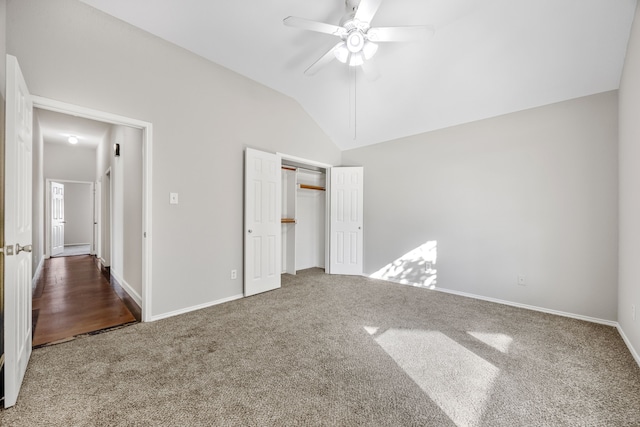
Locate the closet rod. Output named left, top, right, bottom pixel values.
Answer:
left=281, top=166, right=296, bottom=171
left=299, top=184, right=326, bottom=191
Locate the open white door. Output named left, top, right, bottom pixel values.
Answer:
left=4, top=54, right=33, bottom=408
left=329, top=167, right=364, bottom=275
left=50, top=181, right=65, bottom=256
left=244, top=148, right=281, bottom=296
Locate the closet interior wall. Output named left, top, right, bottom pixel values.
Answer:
left=281, top=164, right=326, bottom=274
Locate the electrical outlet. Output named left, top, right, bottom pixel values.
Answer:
left=169, top=193, right=179, bottom=204
left=633, top=304, right=636, bottom=322
left=517, top=275, right=526, bottom=286
left=231, top=269, right=237, bottom=280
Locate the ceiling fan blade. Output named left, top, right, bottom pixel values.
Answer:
left=284, top=16, right=346, bottom=37
left=304, top=42, right=345, bottom=75
left=354, top=0, right=383, bottom=25
left=367, top=26, right=435, bottom=42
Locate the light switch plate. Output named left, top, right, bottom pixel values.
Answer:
left=170, top=193, right=179, bottom=204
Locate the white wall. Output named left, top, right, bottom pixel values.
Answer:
left=44, top=143, right=96, bottom=182
left=31, top=110, right=44, bottom=274
left=123, top=126, right=143, bottom=298
left=95, top=125, right=113, bottom=264
left=343, top=91, right=619, bottom=321
left=619, top=3, right=640, bottom=359
left=108, top=124, right=143, bottom=300
left=295, top=170, right=326, bottom=270
left=110, top=126, right=124, bottom=276
left=6, top=0, right=341, bottom=318
left=62, top=182, right=92, bottom=245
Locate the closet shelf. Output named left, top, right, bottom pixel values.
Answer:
left=299, top=184, right=326, bottom=191
left=281, top=218, right=296, bottom=224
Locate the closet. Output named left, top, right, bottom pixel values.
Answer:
left=244, top=147, right=364, bottom=297
left=281, top=161, right=327, bottom=275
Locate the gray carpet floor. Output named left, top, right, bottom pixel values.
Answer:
left=2, top=269, right=639, bottom=426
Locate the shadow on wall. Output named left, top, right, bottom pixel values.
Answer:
left=370, top=241, right=438, bottom=288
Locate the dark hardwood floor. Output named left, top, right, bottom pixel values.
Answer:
left=32, top=255, right=138, bottom=347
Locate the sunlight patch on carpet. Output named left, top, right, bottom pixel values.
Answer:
left=374, top=329, right=499, bottom=427
left=467, top=331, right=513, bottom=354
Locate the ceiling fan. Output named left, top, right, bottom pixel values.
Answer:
left=284, top=0, right=434, bottom=76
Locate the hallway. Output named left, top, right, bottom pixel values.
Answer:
left=32, top=255, right=139, bottom=347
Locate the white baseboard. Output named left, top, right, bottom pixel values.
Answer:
left=434, top=286, right=618, bottom=327
left=31, top=256, right=45, bottom=291
left=378, top=277, right=618, bottom=326
left=110, top=269, right=142, bottom=307
left=378, top=276, right=640, bottom=367
left=149, top=294, right=244, bottom=322
left=617, top=325, right=640, bottom=367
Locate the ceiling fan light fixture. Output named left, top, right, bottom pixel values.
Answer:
left=334, top=43, right=350, bottom=63
left=346, top=31, right=365, bottom=53
left=362, top=41, right=378, bottom=60
left=349, top=52, right=364, bottom=67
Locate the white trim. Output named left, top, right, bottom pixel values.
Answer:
left=277, top=152, right=333, bottom=169
left=149, top=294, right=244, bottom=322
left=379, top=276, right=640, bottom=367
left=379, top=276, right=618, bottom=326
left=31, top=256, right=45, bottom=291
left=33, top=96, right=153, bottom=322
left=617, top=325, right=640, bottom=367
left=434, top=286, right=618, bottom=326
left=110, top=269, right=142, bottom=307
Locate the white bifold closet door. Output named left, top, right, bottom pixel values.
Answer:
left=244, top=149, right=364, bottom=297
left=244, top=148, right=281, bottom=296
left=329, top=167, right=364, bottom=275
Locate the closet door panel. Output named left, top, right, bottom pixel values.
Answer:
left=330, top=167, right=364, bottom=275
left=244, top=148, right=281, bottom=296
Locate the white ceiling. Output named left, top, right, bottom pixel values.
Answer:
left=79, top=0, right=637, bottom=150
left=36, top=108, right=111, bottom=148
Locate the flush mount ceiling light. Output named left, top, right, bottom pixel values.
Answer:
left=68, top=136, right=79, bottom=145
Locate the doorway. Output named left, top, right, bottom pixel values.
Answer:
left=46, top=179, right=95, bottom=258
left=31, top=96, right=153, bottom=322
left=32, top=109, right=145, bottom=346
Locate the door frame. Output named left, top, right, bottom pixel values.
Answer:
left=32, top=96, right=154, bottom=322
left=45, top=179, right=95, bottom=258
left=276, top=152, right=333, bottom=273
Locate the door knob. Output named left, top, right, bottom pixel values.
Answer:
left=16, top=243, right=32, bottom=254
left=248, top=229, right=253, bottom=234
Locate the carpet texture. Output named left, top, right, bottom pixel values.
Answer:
left=1, top=269, right=639, bottom=426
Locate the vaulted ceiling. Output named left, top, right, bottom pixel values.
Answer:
left=79, top=0, right=637, bottom=150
